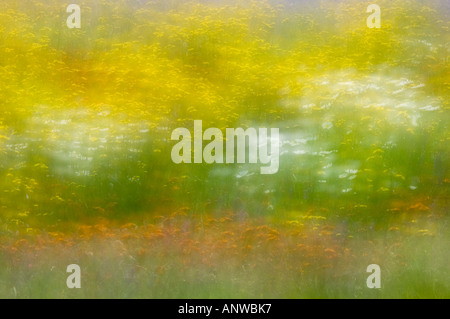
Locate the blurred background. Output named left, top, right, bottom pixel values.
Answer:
left=0, top=0, right=448, bottom=298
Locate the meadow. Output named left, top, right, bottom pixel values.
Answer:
left=0, top=0, right=449, bottom=298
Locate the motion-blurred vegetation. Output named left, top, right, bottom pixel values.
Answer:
left=0, top=0, right=448, bottom=298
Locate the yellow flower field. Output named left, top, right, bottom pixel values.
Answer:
left=0, top=0, right=449, bottom=298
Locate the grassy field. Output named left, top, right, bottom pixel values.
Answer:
left=1, top=210, right=449, bottom=298
left=0, top=0, right=449, bottom=298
